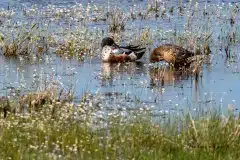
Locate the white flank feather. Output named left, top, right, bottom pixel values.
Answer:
left=128, top=52, right=137, bottom=60
left=101, top=46, right=112, bottom=61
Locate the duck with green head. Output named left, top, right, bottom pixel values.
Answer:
left=101, top=37, right=146, bottom=63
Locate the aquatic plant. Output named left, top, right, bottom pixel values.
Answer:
left=1, top=23, right=48, bottom=58
left=0, top=0, right=238, bottom=63
left=0, top=90, right=239, bottom=159
left=108, top=8, right=126, bottom=34
left=0, top=8, right=15, bottom=19
left=55, top=26, right=102, bottom=60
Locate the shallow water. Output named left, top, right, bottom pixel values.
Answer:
left=1, top=53, right=239, bottom=114
left=0, top=0, right=240, bottom=116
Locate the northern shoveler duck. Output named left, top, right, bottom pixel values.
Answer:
left=150, top=44, right=201, bottom=68
left=101, top=37, right=146, bottom=63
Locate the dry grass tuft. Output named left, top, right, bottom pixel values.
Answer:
left=108, top=8, right=126, bottom=33
left=1, top=23, right=48, bottom=58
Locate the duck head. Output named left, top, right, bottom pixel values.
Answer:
left=101, top=37, right=118, bottom=48
left=150, top=49, right=165, bottom=63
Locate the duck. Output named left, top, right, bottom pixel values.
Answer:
left=101, top=37, right=146, bottom=63
left=150, top=44, right=201, bottom=68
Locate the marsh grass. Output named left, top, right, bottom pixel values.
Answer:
left=0, top=1, right=238, bottom=63
left=1, top=23, right=48, bottom=57
left=108, top=8, right=126, bottom=34
left=55, top=39, right=87, bottom=60
left=54, top=27, right=102, bottom=60
left=0, top=93, right=240, bottom=159
left=0, top=78, right=75, bottom=118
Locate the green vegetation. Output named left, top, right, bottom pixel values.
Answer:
left=0, top=92, right=239, bottom=159
left=0, top=81, right=239, bottom=159
left=1, top=23, right=47, bottom=57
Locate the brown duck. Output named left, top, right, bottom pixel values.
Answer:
left=150, top=44, right=198, bottom=68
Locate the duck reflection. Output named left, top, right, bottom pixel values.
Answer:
left=149, top=65, right=200, bottom=88
left=100, top=61, right=146, bottom=86
left=100, top=61, right=201, bottom=90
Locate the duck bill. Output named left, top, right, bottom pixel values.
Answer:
left=158, top=57, right=164, bottom=61
left=112, top=42, right=119, bottom=48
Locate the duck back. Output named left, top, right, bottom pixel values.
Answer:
left=151, top=44, right=195, bottom=66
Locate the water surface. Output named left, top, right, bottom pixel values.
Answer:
left=0, top=0, right=239, bottom=116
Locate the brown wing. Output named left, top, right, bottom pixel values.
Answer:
left=169, top=45, right=194, bottom=63
left=156, top=44, right=194, bottom=64
left=150, top=44, right=195, bottom=65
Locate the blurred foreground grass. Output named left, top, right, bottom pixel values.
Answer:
left=0, top=91, right=239, bottom=159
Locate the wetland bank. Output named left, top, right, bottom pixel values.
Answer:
left=0, top=0, right=240, bottom=159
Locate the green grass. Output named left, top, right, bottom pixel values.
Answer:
left=0, top=97, right=239, bottom=159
